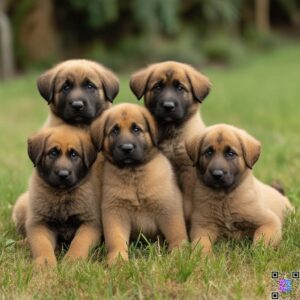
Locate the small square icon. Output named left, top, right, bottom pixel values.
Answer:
left=271, top=291, right=279, bottom=299
left=292, top=271, right=299, bottom=279
left=272, top=271, right=279, bottom=278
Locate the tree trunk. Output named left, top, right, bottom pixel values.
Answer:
left=255, top=0, right=270, bottom=34
left=0, top=10, right=14, bottom=79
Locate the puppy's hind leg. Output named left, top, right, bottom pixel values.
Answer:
left=12, top=191, right=29, bottom=237
left=253, top=210, right=282, bottom=247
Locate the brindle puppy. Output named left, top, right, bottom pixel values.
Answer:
left=91, top=103, right=187, bottom=265
left=185, top=124, right=293, bottom=254
left=12, top=125, right=101, bottom=267
left=130, top=61, right=211, bottom=221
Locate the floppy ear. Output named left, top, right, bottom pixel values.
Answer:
left=185, top=66, right=211, bottom=103
left=238, top=130, right=261, bottom=169
left=80, top=138, right=98, bottom=168
left=37, top=68, right=57, bottom=103
left=90, top=111, right=109, bottom=151
left=185, top=134, right=205, bottom=166
left=130, top=67, right=153, bottom=100
left=141, top=108, right=158, bottom=146
left=27, top=131, right=49, bottom=166
left=94, top=64, right=119, bottom=102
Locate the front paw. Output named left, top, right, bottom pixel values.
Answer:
left=107, top=251, right=128, bottom=266
left=192, top=240, right=213, bottom=256
left=34, top=255, right=57, bottom=268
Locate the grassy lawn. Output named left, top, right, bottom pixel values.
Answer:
left=0, top=45, right=299, bottom=299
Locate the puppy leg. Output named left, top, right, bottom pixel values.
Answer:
left=26, top=223, right=57, bottom=267
left=157, top=212, right=188, bottom=250
left=64, top=223, right=101, bottom=261
left=253, top=210, right=282, bottom=247
left=12, top=191, right=29, bottom=236
left=102, top=210, right=130, bottom=266
left=190, top=224, right=219, bottom=255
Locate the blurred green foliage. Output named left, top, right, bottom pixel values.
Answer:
left=6, top=0, right=300, bottom=71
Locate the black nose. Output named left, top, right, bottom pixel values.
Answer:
left=119, top=143, right=134, bottom=154
left=211, top=169, right=225, bottom=179
left=57, top=169, right=70, bottom=179
left=162, top=101, right=175, bottom=112
left=71, top=100, right=84, bottom=110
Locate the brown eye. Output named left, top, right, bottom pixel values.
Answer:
left=225, top=149, right=237, bottom=159
left=131, top=123, right=141, bottom=134
left=70, top=149, right=79, bottom=160
left=85, top=81, right=96, bottom=90
left=153, top=82, right=164, bottom=91
left=62, top=81, right=72, bottom=93
left=48, top=148, right=60, bottom=159
left=111, top=125, right=120, bottom=136
left=204, top=147, right=214, bottom=158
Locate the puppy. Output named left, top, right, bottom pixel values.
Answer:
left=91, top=103, right=187, bottom=265
left=130, top=61, right=211, bottom=221
left=12, top=125, right=101, bottom=267
left=14, top=59, right=118, bottom=227
left=185, top=124, right=293, bottom=254
left=37, top=59, right=119, bottom=127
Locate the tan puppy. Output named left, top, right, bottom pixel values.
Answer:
left=14, top=59, right=118, bottom=232
left=37, top=59, right=119, bottom=127
left=130, top=61, right=211, bottom=221
left=91, top=103, right=187, bottom=265
left=185, top=124, right=293, bottom=254
left=12, top=125, right=101, bottom=267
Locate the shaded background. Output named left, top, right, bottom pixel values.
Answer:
left=1, top=0, right=300, bottom=77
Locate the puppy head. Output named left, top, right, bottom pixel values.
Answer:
left=37, top=59, right=119, bottom=125
left=185, top=124, right=261, bottom=191
left=130, top=61, right=211, bottom=125
left=91, top=103, right=158, bottom=168
left=28, top=125, right=97, bottom=189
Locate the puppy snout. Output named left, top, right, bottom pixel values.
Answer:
left=56, top=169, right=71, bottom=179
left=119, top=143, right=135, bottom=154
left=71, top=100, right=84, bottom=111
left=162, top=101, right=176, bottom=112
left=211, top=169, right=225, bottom=180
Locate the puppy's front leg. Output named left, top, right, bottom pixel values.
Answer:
left=26, top=223, right=57, bottom=267
left=64, top=223, right=101, bottom=261
left=157, top=211, right=188, bottom=251
left=253, top=211, right=282, bottom=247
left=190, top=224, right=219, bottom=255
left=102, top=209, right=131, bottom=266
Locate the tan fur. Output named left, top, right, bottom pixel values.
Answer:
left=37, top=59, right=119, bottom=127
left=13, top=59, right=117, bottom=236
left=130, top=61, right=211, bottom=222
left=91, top=103, right=187, bottom=265
left=12, top=126, right=102, bottom=267
left=186, top=124, right=293, bottom=254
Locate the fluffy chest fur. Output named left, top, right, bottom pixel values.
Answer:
left=102, top=154, right=173, bottom=212
left=193, top=182, right=258, bottom=237
left=29, top=171, right=100, bottom=241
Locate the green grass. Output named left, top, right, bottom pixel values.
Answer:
left=0, top=45, right=299, bottom=299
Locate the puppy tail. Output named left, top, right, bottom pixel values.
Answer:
left=271, top=180, right=285, bottom=195
left=271, top=180, right=294, bottom=212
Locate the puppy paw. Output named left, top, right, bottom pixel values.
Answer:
left=106, top=251, right=128, bottom=266
left=168, top=239, right=189, bottom=251
left=34, top=256, right=57, bottom=268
